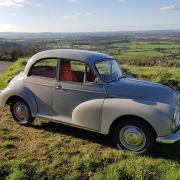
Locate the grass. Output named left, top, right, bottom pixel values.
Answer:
left=122, top=65, right=180, bottom=90
left=111, top=41, right=180, bottom=59
left=1, top=107, right=180, bottom=179
left=47, top=40, right=180, bottom=68
left=0, top=58, right=27, bottom=89
left=48, top=41, right=180, bottom=60
left=0, top=58, right=180, bottom=179
left=115, top=55, right=180, bottom=68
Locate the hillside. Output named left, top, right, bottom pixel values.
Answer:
left=0, top=59, right=180, bottom=179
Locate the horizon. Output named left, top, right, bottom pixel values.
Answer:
left=0, top=0, right=180, bottom=33
left=0, top=29, right=180, bottom=34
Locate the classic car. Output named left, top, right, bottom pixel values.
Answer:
left=0, top=49, right=179, bottom=153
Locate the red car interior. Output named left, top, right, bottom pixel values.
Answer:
left=60, top=61, right=78, bottom=82
left=30, top=60, right=96, bottom=83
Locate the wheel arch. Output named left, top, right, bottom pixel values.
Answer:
left=7, top=95, right=25, bottom=105
left=3, top=86, right=38, bottom=117
left=109, top=115, right=157, bottom=138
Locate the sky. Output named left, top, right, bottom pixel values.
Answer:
left=0, top=0, right=179, bottom=32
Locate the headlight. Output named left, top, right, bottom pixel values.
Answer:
left=176, top=91, right=179, bottom=103
left=173, top=109, right=178, bottom=121
left=174, top=108, right=179, bottom=121
left=172, top=108, right=180, bottom=131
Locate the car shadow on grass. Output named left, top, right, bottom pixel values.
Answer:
left=30, top=121, right=114, bottom=148
left=150, top=142, right=180, bottom=161
left=30, top=121, right=180, bottom=162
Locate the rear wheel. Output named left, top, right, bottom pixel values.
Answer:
left=113, top=119, right=155, bottom=154
left=10, top=99, right=34, bottom=126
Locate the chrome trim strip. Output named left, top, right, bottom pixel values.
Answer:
left=61, top=87, right=105, bottom=94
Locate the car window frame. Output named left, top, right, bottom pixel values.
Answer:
left=94, top=58, right=122, bottom=83
left=58, top=58, right=98, bottom=86
left=28, top=57, right=59, bottom=81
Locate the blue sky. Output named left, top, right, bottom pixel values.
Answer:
left=0, top=0, right=179, bottom=32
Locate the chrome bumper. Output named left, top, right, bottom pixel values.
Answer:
left=156, top=128, right=180, bottom=144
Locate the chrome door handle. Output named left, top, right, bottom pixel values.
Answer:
left=56, top=85, right=63, bottom=90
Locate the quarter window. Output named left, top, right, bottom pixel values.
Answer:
left=29, top=58, right=58, bottom=79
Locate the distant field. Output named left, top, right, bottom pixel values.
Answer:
left=112, top=41, right=180, bottom=58
left=47, top=41, right=180, bottom=69
left=49, top=41, right=180, bottom=60
left=0, top=37, right=180, bottom=180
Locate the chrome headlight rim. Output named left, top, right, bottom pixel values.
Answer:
left=171, top=107, right=180, bottom=131
left=173, top=108, right=179, bottom=121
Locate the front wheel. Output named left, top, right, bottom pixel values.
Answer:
left=113, top=119, right=155, bottom=154
left=10, top=99, right=34, bottom=126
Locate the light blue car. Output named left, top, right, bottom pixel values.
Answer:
left=0, top=49, right=179, bottom=153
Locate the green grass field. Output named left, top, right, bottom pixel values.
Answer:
left=122, top=65, right=180, bottom=90
left=1, top=107, right=180, bottom=180
left=0, top=58, right=180, bottom=179
left=109, top=41, right=180, bottom=59
left=49, top=41, right=180, bottom=61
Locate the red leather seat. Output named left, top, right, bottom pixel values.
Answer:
left=87, top=69, right=96, bottom=82
left=60, top=61, right=77, bottom=82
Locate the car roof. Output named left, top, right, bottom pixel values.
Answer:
left=24, top=49, right=113, bottom=75
left=31, top=49, right=113, bottom=63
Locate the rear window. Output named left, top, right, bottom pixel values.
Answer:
left=29, top=58, right=58, bottom=79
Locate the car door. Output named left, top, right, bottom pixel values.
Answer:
left=53, top=59, right=105, bottom=132
left=24, top=58, right=58, bottom=116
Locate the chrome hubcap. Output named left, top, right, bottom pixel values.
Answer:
left=14, top=102, right=29, bottom=122
left=119, top=126, right=146, bottom=151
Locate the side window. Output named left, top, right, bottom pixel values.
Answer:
left=29, top=58, right=58, bottom=79
left=59, top=59, right=96, bottom=83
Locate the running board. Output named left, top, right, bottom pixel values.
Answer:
left=36, top=114, right=100, bottom=133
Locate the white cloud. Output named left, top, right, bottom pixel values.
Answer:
left=160, top=5, right=180, bottom=11
left=67, top=0, right=78, bottom=3
left=0, top=0, right=25, bottom=7
left=63, top=12, right=92, bottom=19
